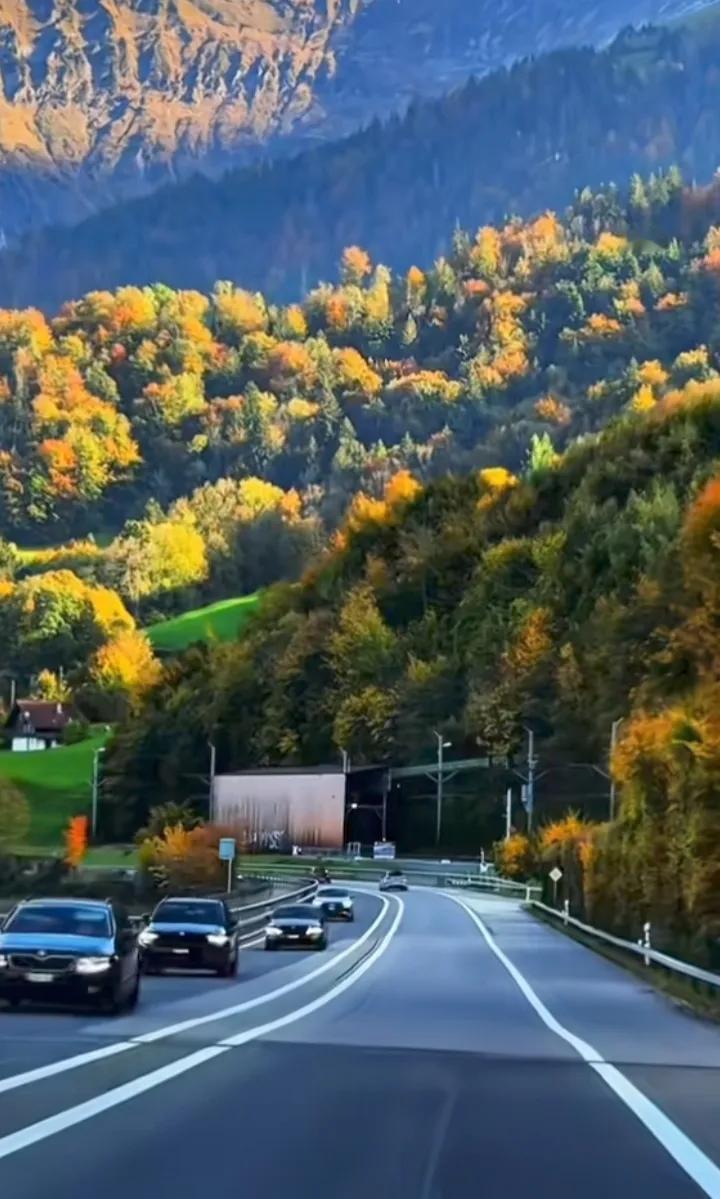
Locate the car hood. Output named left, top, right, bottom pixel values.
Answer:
left=149, top=922, right=224, bottom=935
left=0, top=933, right=114, bottom=955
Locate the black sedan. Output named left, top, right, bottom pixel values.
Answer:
left=265, top=904, right=328, bottom=950
left=0, top=897, right=141, bottom=1014
left=139, top=897, right=239, bottom=976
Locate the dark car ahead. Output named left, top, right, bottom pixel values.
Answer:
left=265, top=904, right=327, bottom=951
left=139, top=897, right=239, bottom=976
left=0, top=897, right=140, bottom=1014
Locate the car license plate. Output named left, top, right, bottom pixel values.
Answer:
left=26, top=972, right=54, bottom=983
left=172, top=948, right=190, bottom=955
left=287, top=934, right=299, bottom=940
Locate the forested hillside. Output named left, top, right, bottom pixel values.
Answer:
left=0, top=0, right=683, bottom=239
left=6, top=18, right=720, bottom=308
left=5, top=171, right=720, bottom=742
left=3, top=167, right=720, bottom=551
left=107, top=369, right=720, bottom=948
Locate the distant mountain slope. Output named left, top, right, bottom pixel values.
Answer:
left=5, top=17, right=720, bottom=309
left=0, top=0, right=715, bottom=239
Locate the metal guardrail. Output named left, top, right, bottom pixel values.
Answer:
left=531, top=900, right=720, bottom=990
left=227, top=879, right=318, bottom=945
left=238, top=861, right=541, bottom=900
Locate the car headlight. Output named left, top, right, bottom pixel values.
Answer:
left=342, top=898, right=352, bottom=908
left=306, top=926, right=323, bottom=937
left=265, top=925, right=282, bottom=936
left=75, top=957, right=112, bottom=975
left=206, top=933, right=230, bottom=947
left=138, top=930, right=158, bottom=947
left=0, top=954, right=8, bottom=969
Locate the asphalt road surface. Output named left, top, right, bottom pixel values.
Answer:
left=1, top=888, right=720, bottom=1197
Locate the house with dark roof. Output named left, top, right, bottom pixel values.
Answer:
left=3, top=700, right=75, bottom=751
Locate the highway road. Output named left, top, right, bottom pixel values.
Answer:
left=1, top=888, right=720, bottom=1196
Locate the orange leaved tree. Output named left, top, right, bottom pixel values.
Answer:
left=64, top=815, right=88, bottom=868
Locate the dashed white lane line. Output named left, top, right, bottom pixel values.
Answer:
left=0, top=895, right=403, bottom=1161
left=448, top=893, right=720, bottom=1199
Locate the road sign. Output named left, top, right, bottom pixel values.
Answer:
left=549, top=867, right=562, bottom=882
left=219, top=837, right=236, bottom=894
left=373, top=841, right=396, bottom=860
left=218, top=838, right=236, bottom=861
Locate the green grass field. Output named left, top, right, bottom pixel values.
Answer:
left=146, top=593, right=260, bottom=652
left=0, top=731, right=110, bottom=847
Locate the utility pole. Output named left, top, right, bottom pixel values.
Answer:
left=208, top=740, right=217, bottom=823
left=525, top=727, right=537, bottom=833
left=433, top=731, right=451, bottom=845
left=91, top=747, right=106, bottom=840
left=609, top=718, right=623, bottom=821
left=505, top=787, right=512, bottom=841
left=381, top=770, right=389, bottom=842
left=341, top=748, right=349, bottom=774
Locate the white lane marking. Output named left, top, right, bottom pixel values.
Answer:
left=0, top=896, right=403, bottom=1160
left=449, top=894, right=720, bottom=1198
left=0, top=1047, right=226, bottom=1162
left=220, top=894, right=404, bottom=1045
left=0, top=891, right=387, bottom=1094
left=134, top=891, right=389, bottom=1043
left=0, top=1042, right=137, bottom=1097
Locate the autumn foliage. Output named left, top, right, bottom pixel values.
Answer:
left=64, top=815, right=88, bottom=868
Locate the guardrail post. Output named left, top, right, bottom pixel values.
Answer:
left=643, top=921, right=652, bottom=967
left=525, top=884, right=531, bottom=902
left=563, top=899, right=569, bottom=926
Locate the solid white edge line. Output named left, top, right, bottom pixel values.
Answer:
left=0, top=895, right=404, bottom=1161
left=0, top=1042, right=137, bottom=1097
left=134, top=889, right=389, bottom=1043
left=447, top=893, right=720, bottom=1199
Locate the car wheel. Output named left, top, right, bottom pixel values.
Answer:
left=100, top=983, right=123, bottom=1016
left=348, top=913, right=355, bottom=922
left=5, top=996, right=21, bottom=1009
left=218, top=952, right=237, bottom=978
left=265, top=940, right=277, bottom=951
left=142, top=960, right=160, bottom=976
left=316, top=938, right=327, bottom=951
left=125, top=972, right=141, bottom=1011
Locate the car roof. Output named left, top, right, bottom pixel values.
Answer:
left=18, top=897, right=112, bottom=909
left=274, top=903, right=317, bottom=914
left=157, top=896, right=222, bottom=904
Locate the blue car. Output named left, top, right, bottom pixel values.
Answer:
left=0, top=897, right=141, bottom=1014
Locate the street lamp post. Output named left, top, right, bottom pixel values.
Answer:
left=91, top=747, right=106, bottom=840
left=523, top=726, right=537, bottom=833
left=609, top=718, right=623, bottom=821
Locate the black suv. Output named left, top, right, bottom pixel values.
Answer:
left=139, top=897, right=240, bottom=976
left=0, top=897, right=141, bottom=1014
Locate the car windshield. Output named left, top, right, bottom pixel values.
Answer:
left=154, top=902, right=224, bottom=924
left=318, top=888, right=349, bottom=898
left=4, top=904, right=111, bottom=937
left=274, top=906, right=318, bottom=920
